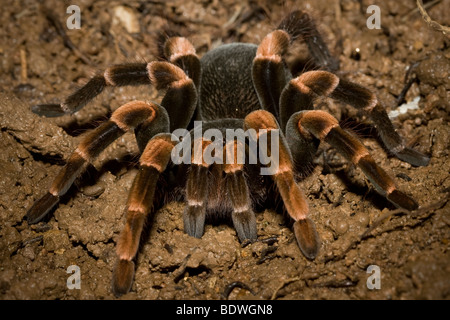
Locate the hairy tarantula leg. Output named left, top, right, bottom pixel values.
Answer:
left=150, top=62, right=198, bottom=132
left=32, top=61, right=198, bottom=130
left=164, top=37, right=201, bottom=88
left=113, top=133, right=175, bottom=297
left=280, top=71, right=430, bottom=166
left=32, top=63, right=150, bottom=117
left=244, top=110, right=320, bottom=260
left=279, top=70, right=339, bottom=132
left=224, top=140, right=257, bottom=242
left=287, top=110, right=418, bottom=211
left=330, top=79, right=430, bottom=167
left=278, top=10, right=339, bottom=71
left=252, top=30, right=290, bottom=119
left=184, top=166, right=208, bottom=238
left=366, top=101, right=430, bottom=167
left=26, top=101, right=168, bottom=224
left=132, top=61, right=197, bottom=151
left=183, top=139, right=211, bottom=238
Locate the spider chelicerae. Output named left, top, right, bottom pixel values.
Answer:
left=26, top=10, right=429, bottom=296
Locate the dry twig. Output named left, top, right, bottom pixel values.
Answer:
left=20, top=47, right=28, bottom=83
left=323, top=196, right=449, bottom=263
left=416, top=0, right=450, bottom=36
left=43, top=6, right=94, bottom=66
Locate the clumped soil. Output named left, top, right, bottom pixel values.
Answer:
left=0, top=0, right=449, bottom=300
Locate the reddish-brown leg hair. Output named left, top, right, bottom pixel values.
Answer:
left=280, top=71, right=429, bottom=167
left=244, top=110, right=320, bottom=259
left=252, top=30, right=290, bottom=119
left=224, top=139, right=257, bottom=242
left=26, top=101, right=168, bottom=224
left=252, top=9, right=339, bottom=118
left=182, top=138, right=212, bottom=238
left=27, top=55, right=199, bottom=224
left=286, top=110, right=418, bottom=211
left=277, top=10, right=340, bottom=71
left=164, top=37, right=201, bottom=88
left=112, top=133, right=175, bottom=296
left=252, top=14, right=428, bottom=167
left=31, top=63, right=150, bottom=117
left=32, top=37, right=200, bottom=131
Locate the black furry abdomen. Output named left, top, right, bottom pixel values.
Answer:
left=198, top=43, right=261, bottom=120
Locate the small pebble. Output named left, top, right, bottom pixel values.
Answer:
left=81, top=182, right=106, bottom=197
left=334, top=219, right=349, bottom=235
left=43, top=230, right=70, bottom=252
left=358, top=213, right=370, bottom=228
left=113, top=6, right=140, bottom=33
left=413, top=41, right=423, bottom=51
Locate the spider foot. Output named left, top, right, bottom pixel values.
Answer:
left=393, top=147, right=430, bottom=167
left=183, top=205, right=206, bottom=239
left=232, top=210, right=257, bottom=243
left=293, top=218, right=320, bottom=260
left=112, top=259, right=135, bottom=297
left=31, top=104, right=67, bottom=117
left=25, top=192, right=59, bottom=224
left=387, top=189, right=419, bottom=211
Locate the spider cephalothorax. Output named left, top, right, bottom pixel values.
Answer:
left=26, top=11, right=429, bottom=296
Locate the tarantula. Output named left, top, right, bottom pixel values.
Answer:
left=26, top=11, right=429, bottom=296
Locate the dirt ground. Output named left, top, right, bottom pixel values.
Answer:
left=0, top=0, right=449, bottom=300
